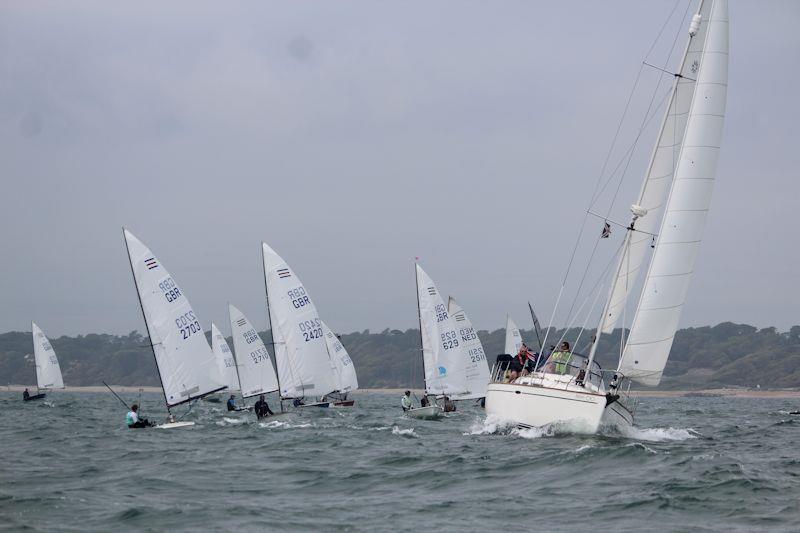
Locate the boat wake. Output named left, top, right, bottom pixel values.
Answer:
left=466, top=415, right=560, bottom=439
left=391, top=426, right=417, bottom=438
left=609, top=425, right=699, bottom=442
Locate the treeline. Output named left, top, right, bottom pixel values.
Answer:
left=1, top=322, right=799, bottom=390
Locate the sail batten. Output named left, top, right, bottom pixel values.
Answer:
left=123, top=229, right=225, bottom=407
left=32, top=322, right=64, bottom=390
left=618, top=0, right=729, bottom=385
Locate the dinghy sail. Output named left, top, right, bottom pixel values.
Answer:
left=415, top=264, right=467, bottom=398
left=123, top=228, right=225, bottom=414
left=447, top=297, right=489, bottom=400
left=211, top=323, right=240, bottom=393
left=262, top=243, right=337, bottom=403
left=29, top=322, right=64, bottom=399
left=321, top=321, right=358, bottom=396
left=228, top=303, right=279, bottom=399
left=504, top=315, right=524, bottom=356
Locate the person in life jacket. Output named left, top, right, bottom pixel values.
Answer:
left=226, top=394, right=238, bottom=411
left=126, top=404, right=154, bottom=428
left=550, top=341, right=573, bottom=375
left=254, top=394, right=274, bottom=419
left=401, top=390, right=413, bottom=411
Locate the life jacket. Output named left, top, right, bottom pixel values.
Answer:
left=551, top=351, right=572, bottom=374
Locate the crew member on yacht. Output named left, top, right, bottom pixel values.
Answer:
left=401, top=390, right=413, bottom=411
left=550, top=341, right=573, bottom=374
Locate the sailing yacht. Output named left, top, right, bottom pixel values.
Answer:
left=262, top=242, right=340, bottom=409
left=123, top=228, right=226, bottom=428
left=485, top=0, right=729, bottom=432
left=23, top=322, right=64, bottom=402
left=408, top=264, right=468, bottom=419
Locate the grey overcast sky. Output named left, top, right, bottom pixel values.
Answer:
left=0, top=1, right=798, bottom=337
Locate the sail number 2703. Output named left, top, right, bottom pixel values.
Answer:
left=175, top=311, right=201, bottom=340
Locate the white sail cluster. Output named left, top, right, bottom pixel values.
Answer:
left=228, top=304, right=280, bottom=398
left=32, top=322, right=63, bottom=390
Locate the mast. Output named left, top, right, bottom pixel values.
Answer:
left=413, top=261, right=427, bottom=396
left=225, top=307, right=246, bottom=403
left=261, top=242, right=282, bottom=399
left=122, top=227, right=170, bottom=412
left=585, top=0, right=707, bottom=377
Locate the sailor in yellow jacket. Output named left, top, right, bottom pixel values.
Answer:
left=549, top=341, right=573, bottom=375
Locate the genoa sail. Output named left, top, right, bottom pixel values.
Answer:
left=448, top=297, right=489, bottom=400
left=31, top=322, right=64, bottom=390
left=600, top=0, right=719, bottom=335
left=504, top=315, right=524, bottom=355
left=618, top=0, right=729, bottom=385
left=211, top=323, right=240, bottom=392
left=123, top=229, right=225, bottom=407
left=415, top=264, right=467, bottom=396
left=228, top=303, right=279, bottom=398
left=321, top=321, right=359, bottom=394
left=262, top=242, right=338, bottom=399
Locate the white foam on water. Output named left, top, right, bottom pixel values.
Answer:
left=511, top=425, right=553, bottom=439
left=465, top=414, right=519, bottom=436
left=619, top=425, right=698, bottom=442
left=391, top=426, right=417, bottom=438
left=217, top=417, right=248, bottom=426
left=625, top=442, right=658, bottom=454
left=574, top=444, right=594, bottom=454
left=258, top=420, right=313, bottom=429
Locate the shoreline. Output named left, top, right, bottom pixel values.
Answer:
left=3, top=385, right=800, bottom=399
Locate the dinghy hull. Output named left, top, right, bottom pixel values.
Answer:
left=332, top=400, right=355, bottom=407
left=23, top=393, right=47, bottom=402
left=156, top=421, right=195, bottom=429
left=407, top=405, right=444, bottom=420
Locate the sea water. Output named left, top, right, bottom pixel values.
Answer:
left=1, top=392, right=798, bottom=532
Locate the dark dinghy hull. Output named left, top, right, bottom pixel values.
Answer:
left=23, top=393, right=47, bottom=402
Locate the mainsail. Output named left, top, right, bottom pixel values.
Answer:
left=211, top=323, right=240, bottom=392
left=123, top=229, right=225, bottom=407
left=600, top=0, right=719, bottom=335
left=619, top=0, right=728, bottom=385
left=321, top=321, right=359, bottom=394
left=31, top=322, right=64, bottom=390
left=262, top=243, right=337, bottom=399
left=504, top=315, right=524, bottom=355
left=448, top=297, right=489, bottom=400
left=228, top=303, right=279, bottom=398
left=415, top=264, right=467, bottom=396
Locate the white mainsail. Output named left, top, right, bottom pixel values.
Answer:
left=262, top=243, right=338, bottom=399
left=415, top=264, right=467, bottom=396
left=448, top=297, right=489, bottom=400
left=600, top=0, right=718, bottom=335
left=211, top=323, right=240, bottom=392
left=618, top=0, right=729, bottom=385
left=321, top=321, right=359, bottom=394
left=31, top=322, right=64, bottom=390
left=123, top=229, right=225, bottom=407
left=228, top=303, right=279, bottom=398
left=504, top=315, right=524, bottom=355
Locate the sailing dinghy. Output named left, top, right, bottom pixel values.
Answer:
left=123, top=228, right=226, bottom=428
left=228, top=303, right=284, bottom=417
left=485, top=0, right=729, bottom=432
left=321, top=321, right=358, bottom=407
left=262, top=242, right=339, bottom=409
left=503, top=315, right=525, bottom=356
left=23, top=322, right=64, bottom=402
left=407, top=264, right=468, bottom=419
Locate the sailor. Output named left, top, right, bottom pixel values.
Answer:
left=420, top=396, right=430, bottom=408
left=226, top=394, right=238, bottom=412
left=401, top=390, right=413, bottom=411
left=609, top=374, right=619, bottom=392
left=517, top=344, right=537, bottom=374
left=23, top=388, right=30, bottom=401
left=254, top=394, right=274, bottom=419
left=126, top=404, right=153, bottom=428
left=550, top=341, right=573, bottom=375
left=443, top=395, right=456, bottom=412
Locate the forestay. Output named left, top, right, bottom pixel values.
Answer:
left=601, top=0, right=718, bottom=335
left=321, top=321, right=358, bottom=394
left=415, top=265, right=467, bottom=396
left=263, top=243, right=337, bottom=399
left=448, top=297, right=489, bottom=400
left=123, top=229, right=224, bottom=407
left=228, top=304, right=279, bottom=398
left=619, top=0, right=728, bottom=385
left=504, top=316, right=524, bottom=355
left=32, top=322, right=64, bottom=390
left=211, top=323, right=240, bottom=392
